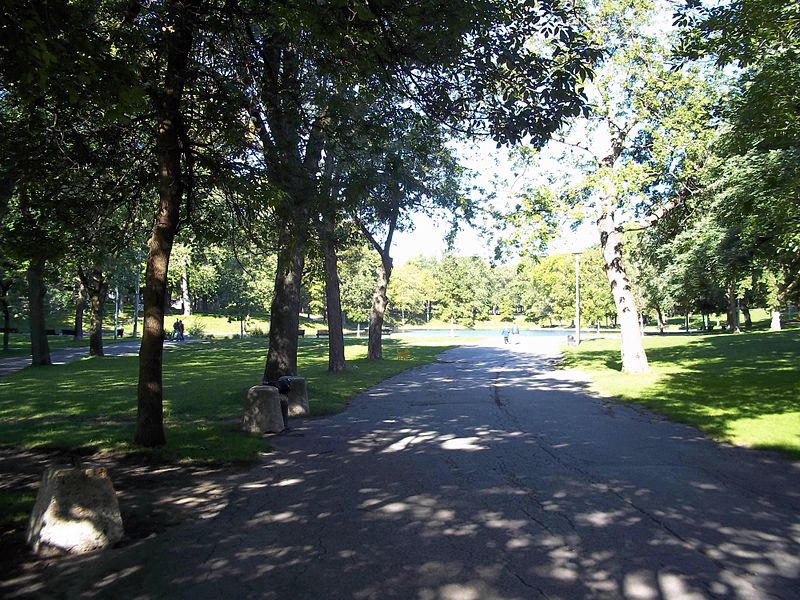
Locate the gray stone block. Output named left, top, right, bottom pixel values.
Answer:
left=279, top=376, right=310, bottom=417
left=242, top=385, right=284, bottom=433
left=26, top=466, right=124, bottom=556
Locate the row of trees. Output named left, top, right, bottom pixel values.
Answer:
left=506, top=0, right=799, bottom=373
left=0, top=0, right=601, bottom=447
left=2, top=0, right=796, bottom=447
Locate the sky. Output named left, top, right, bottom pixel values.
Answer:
left=391, top=0, right=682, bottom=267
left=391, top=140, right=598, bottom=266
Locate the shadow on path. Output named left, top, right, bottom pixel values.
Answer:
left=3, top=342, right=799, bottom=599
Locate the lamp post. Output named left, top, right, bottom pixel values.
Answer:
left=574, top=252, right=581, bottom=345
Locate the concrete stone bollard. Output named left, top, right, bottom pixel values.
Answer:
left=242, top=385, right=285, bottom=434
left=278, top=376, right=310, bottom=417
left=26, top=466, right=124, bottom=556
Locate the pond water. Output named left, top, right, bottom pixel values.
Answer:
left=394, top=328, right=578, bottom=339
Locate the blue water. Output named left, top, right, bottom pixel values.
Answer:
left=395, top=328, right=577, bottom=338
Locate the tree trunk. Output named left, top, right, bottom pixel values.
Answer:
left=27, top=258, right=50, bottom=366
left=770, top=308, right=782, bottom=330
left=726, top=282, right=740, bottom=333
left=598, top=213, right=650, bottom=373
left=79, top=268, right=109, bottom=357
left=770, top=290, right=783, bottom=330
left=180, top=268, right=191, bottom=316
left=741, top=303, right=752, bottom=329
left=74, top=278, right=86, bottom=340
left=89, top=275, right=107, bottom=357
left=135, top=0, right=198, bottom=448
left=320, top=216, right=345, bottom=372
left=655, top=305, right=665, bottom=334
left=264, top=236, right=305, bottom=381
left=368, top=255, right=392, bottom=360
left=1, top=279, right=12, bottom=352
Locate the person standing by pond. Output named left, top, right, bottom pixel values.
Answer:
left=501, top=326, right=510, bottom=344
left=511, top=323, right=520, bottom=343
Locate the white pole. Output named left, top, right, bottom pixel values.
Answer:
left=113, top=287, right=120, bottom=339
left=574, top=253, right=581, bottom=346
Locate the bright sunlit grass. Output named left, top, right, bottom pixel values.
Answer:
left=563, top=330, right=800, bottom=459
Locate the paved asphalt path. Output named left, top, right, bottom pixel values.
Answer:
left=0, top=339, right=188, bottom=377
left=5, top=340, right=799, bottom=599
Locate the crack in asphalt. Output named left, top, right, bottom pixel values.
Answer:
left=488, top=352, right=773, bottom=598
left=505, top=564, right=552, bottom=599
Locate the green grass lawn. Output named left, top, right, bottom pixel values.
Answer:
left=0, top=337, right=453, bottom=463
left=563, top=329, right=800, bottom=459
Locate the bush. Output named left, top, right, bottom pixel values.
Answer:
left=187, top=321, right=206, bottom=338
left=248, top=326, right=268, bottom=338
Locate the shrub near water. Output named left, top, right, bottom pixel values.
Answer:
left=563, top=330, right=800, bottom=459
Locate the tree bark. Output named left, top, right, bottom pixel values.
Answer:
left=74, top=278, right=86, bottom=340
left=741, top=303, right=752, bottom=330
left=368, top=255, right=392, bottom=360
left=180, top=268, right=191, bottom=316
left=726, top=282, right=740, bottom=333
left=79, top=268, right=108, bottom=357
left=263, top=233, right=305, bottom=381
left=770, top=289, right=783, bottom=330
left=27, top=257, right=50, bottom=366
left=655, top=304, right=665, bottom=334
left=1, top=279, right=12, bottom=351
left=135, top=0, right=198, bottom=447
left=320, top=215, right=345, bottom=372
left=598, top=212, right=650, bottom=373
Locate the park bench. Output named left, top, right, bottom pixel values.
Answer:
left=45, top=329, right=58, bottom=336
left=61, top=329, right=77, bottom=336
left=382, top=327, right=392, bottom=335
left=316, top=329, right=329, bottom=338
left=298, top=329, right=305, bottom=337
left=0, top=327, right=18, bottom=333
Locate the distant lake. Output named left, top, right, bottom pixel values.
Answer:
left=394, top=328, right=578, bottom=339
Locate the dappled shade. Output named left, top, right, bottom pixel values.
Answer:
left=8, top=344, right=798, bottom=598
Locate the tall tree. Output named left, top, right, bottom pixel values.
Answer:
left=232, top=0, right=600, bottom=375
left=130, top=0, right=201, bottom=446
left=677, top=0, right=800, bottom=324
left=531, top=0, right=717, bottom=371
left=352, top=113, right=471, bottom=358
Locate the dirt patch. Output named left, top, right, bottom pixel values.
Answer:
left=0, top=446, right=252, bottom=580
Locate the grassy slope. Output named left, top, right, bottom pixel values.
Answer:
left=563, top=329, right=800, bottom=459
left=0, top=337, right=453, bottom=462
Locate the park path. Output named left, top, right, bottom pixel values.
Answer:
left=3, top=340, right=799, bottom=599
left=0, top=339, right=189, bottom=377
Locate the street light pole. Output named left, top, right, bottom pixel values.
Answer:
left=574, top=252, right=581, bottom=345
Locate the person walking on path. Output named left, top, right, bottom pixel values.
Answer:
left=501, top=326, right=510, bottom=344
